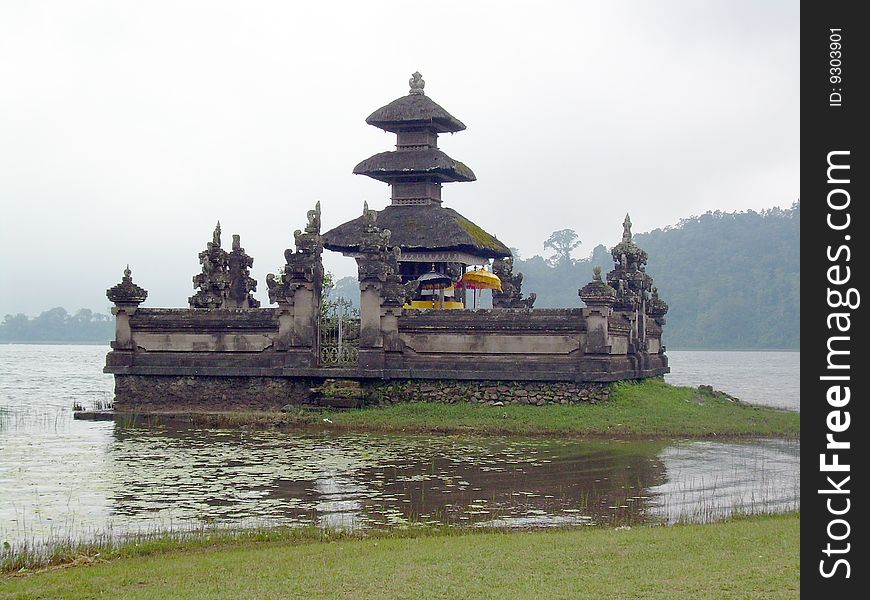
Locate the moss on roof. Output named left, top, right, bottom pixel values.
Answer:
left=323, top=205, right=511, bottom=259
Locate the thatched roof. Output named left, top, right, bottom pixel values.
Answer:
left=366, top=94, right=466, bottom=133
left=323, top=205, right=511, bottom=259
left=353, top=149, right=476, bottom=183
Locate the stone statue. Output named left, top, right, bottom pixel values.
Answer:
left=305, top=201, right=321, bottom=235
left=271, top=202, right=324, bottom=305
left=362, top=201, right=378, bottom=233
left=226, top=234, right=259, bottom=308
left=190, top=224, right=230, bottom=308
left=409, top=71, right=425, bottom=95
left=622, top=213, right=632, bottom=243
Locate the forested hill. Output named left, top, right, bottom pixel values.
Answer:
left=515, top=202, right=800, bottom=350
left=2, top=204, right=799, bottom=350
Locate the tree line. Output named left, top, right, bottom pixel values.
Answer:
left=513, top=202, right=800, bottom=349
left=2, top=203, right=798, bottom=349
left=0, top=308, right=114, bottom=343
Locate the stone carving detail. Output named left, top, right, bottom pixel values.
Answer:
left=355, top=203, right=404, bottom=304
left=579, top=266, right=617, bottom=306
left=190, top=222, right=260, bottom=309
left=492, top=257, right=537, bottom=309
left=647, top=286, right=669, bottom=326
left=190, top=222, right=230, bottom=308
left=604, top=213, right=668, bottom=336
left=226, top=234, right=260, bottom=308
left=107, top=265, right=148, bottom=305
left=268, top=201, right=324, bottom=305
left=409, top=71, right=425, bottom=95
left=606, top=214, right=653, bottom=312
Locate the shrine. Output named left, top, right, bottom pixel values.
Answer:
left=323, top=72, right=511, bottom=309
left=103, top=73, right=669, bottom=408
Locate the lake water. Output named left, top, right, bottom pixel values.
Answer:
left=665, top=350, right=800, bottom=410
left=0, top=345, right=799, bottom=548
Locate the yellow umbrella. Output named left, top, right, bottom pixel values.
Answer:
left=459, top=270, right=502, bottom=291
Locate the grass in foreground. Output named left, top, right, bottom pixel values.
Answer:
left=129, top=379, right=800, bottom=438
left=0, top=513, right=800, bottom=599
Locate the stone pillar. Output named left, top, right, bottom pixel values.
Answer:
left=354, top=202, right=400, bottom=371
left=106, top=266, right=148, bottom=351
left=579, top=266, right=616, bottom=355
left=358, top=279, right=385, bottom=369
left=274, top=299, right=294, bottom=351
left=267, top=202, right=323, bottom=367
left=380, top=247, right=407, bottom=365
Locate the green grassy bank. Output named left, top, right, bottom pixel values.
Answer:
left=126, top=380, right=800, bottom=438
left=0, top=513, right=800, bottom=599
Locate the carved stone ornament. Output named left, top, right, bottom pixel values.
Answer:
left=647, top=286, right=669, bottom=325
left=606, top=213, right=654, bottom=311
left=226, top=234, right=260, bottom=308
left=579, top=265, right=617, bottom=306
left=268, top=202, right=324, bottom=304
left=409, top=71, right=425, bottom=95
left=492, top=256, right=537, bottom=309
left=190, top=221, right=231, bottom=308
left=107, top=265, right=148, bottom=305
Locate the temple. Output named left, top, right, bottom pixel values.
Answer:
left=103, top=74, right=668, bottom=408
left=323, top=72, right=511, bottom=309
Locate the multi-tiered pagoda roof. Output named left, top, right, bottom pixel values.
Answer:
left=323, top=73, right=511, bottom=274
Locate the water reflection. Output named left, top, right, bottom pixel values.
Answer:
left=83, top=428, right=798, bottom=539
left=101, top=428, right=672, bottom=531
left=0, top=345, right=800, bottom=548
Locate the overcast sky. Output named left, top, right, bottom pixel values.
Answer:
left=0, top=1, right=799, bottom=316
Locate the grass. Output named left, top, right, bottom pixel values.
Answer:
left=121, top=380, right=800, bottom=438
left=0, top=512, right=800, bottom=599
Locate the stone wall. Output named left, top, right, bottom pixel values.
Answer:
left=114, top=375, right=317, bottom=410
left=365, top=379, right=613, bottom=406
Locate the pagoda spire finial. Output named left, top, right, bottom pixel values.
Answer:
left=409, top=71, right=425, bottom=95
left=622, top=213, right=632, bottom=243
left=213, top=221, right=222, bottom=247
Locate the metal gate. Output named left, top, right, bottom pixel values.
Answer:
left=319, top=298, right=360, bottom=366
